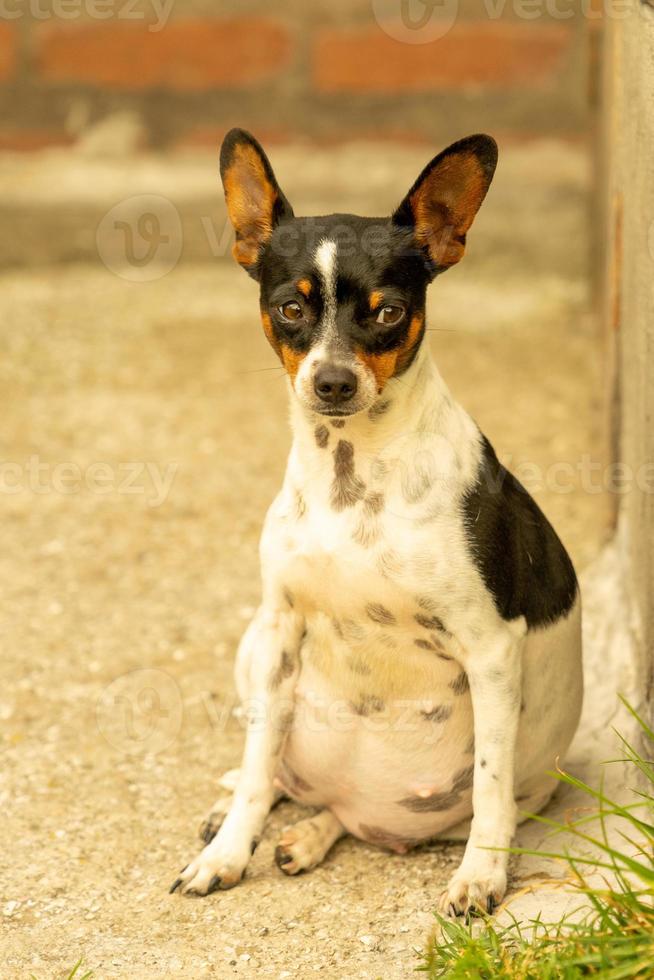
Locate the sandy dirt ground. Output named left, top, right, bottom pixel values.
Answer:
left=1, top=142, right=610, bottom=978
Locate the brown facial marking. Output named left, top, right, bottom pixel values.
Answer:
left=409, top=152, right=488, bottom=268
left=369, top=290, right=384, bottom=311
left=260, top=311, right=278, bottom=351
left=223, top=143, right=279, bottom=270
left=296, top=278, right=312, bottom=298
left=355, top=313, right=424, bottom=391
left=279, top=343, right=307, bottom=381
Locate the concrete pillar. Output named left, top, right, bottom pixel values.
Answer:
left=603, top=3, right=654, bottom=724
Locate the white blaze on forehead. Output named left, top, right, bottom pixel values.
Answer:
left=314, top=238, right=338, bottom=331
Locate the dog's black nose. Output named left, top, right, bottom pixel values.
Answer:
left=314, top=365, right=358, bottom=406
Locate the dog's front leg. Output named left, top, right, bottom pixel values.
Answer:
left=171, top=603, right=303, bottom=896
left=440, top=624, right=524, bottom=916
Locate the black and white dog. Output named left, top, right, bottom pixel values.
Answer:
left=170, top=130, right=582, bottom=916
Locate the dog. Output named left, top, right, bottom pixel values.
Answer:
left=170, top=129, right=583, bottom=915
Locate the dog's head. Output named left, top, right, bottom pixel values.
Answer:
left=220, top=129, right=497, bottom=418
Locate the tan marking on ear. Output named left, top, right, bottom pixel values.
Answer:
left=369, top=290, right=384, bottom=311
left=224, top=143, right=278, bottom=270
left=297, top=278, right=312, bottom=298
left=355, top=313, right=424, bottom=391
left=410, top=152, right=487, bottom=268
left=279, top=344, right=307, bottom=382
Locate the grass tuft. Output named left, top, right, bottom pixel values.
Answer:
left=419, top=699, right=654, bottom=979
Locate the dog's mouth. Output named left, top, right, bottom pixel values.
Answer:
left=313, top=405, right=360, bottom=418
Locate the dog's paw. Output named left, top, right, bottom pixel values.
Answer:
left=198, top=795, right=233, bottom=845
left=439, top=865, right=507, bottom=918
left=274, top=814, right=339, bottom=876
left=169, top=840, right=251, bottom=897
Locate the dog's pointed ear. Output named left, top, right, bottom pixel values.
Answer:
left=392, top=134, right=497, bottom=275
left=220, top=128, right=294, bottom=279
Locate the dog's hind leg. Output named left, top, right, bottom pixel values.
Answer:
left=274, top=810, right=346, bottom=875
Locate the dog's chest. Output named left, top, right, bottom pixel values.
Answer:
left=265, top=480, right=458, bottom=625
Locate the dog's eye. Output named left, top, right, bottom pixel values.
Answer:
left=278, top=301, right=303, bottom=322
left=376, top=305, right=405, bottom=326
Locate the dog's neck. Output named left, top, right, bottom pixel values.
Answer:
left=287, top=345, right=478, bottom=490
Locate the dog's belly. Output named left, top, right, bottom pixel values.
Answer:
left=278, top=618, right=476, bottom=848
left=275, top=600, right=583, bottom=849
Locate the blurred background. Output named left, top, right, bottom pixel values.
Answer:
left=2, top=3, right=652, bottom=978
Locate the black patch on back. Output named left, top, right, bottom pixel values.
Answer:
left=462, top=435, right=578, bottom=629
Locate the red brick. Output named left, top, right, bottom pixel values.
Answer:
left=0, top=23, right=17, bottom=81
left=0, top=129, right=73, bottom=152
left=37, top=18, right=291, bottom=91
left=174, top=125, right=293, bottom=152
left=313, top=22, right=574, bottom=93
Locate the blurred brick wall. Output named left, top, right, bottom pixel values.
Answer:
left=0, top=0, right=601, bottom=151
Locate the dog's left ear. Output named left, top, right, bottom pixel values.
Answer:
left=220, top=128, right=294, bottom=279
left=392, top=134, right=498, bottom=275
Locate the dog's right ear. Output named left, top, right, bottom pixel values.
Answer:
left=220, top=129, right=294, bottom=280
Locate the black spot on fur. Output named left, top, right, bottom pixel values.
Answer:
left=450, top=671, right=469, bottom=696
left=480, top=758, right=487, bottom=768
left=414, top=637, right=440, bottom=652
left=268, top=650, right=297, bottom=691
left=294, top=490, right=306, bottom=519
left=421, top=704, right=452, bottom=723
left=397, top=765, right=474, bottom=813
left=368, top=399, right=391, bottom=421
left=462, top=434, right=578, bottom=628
left=315, top=424, right=330, bottom=449
left=331, top=440, right=366, bottom=510
left=415, top=612, right=447, bottom=632
left=351, top=694, right=385, bottom=716
left=283, top=587, right=294, bottom=608
left=364, top=491, right=385, bottom=516
left=366, top=602, right=396, bottom=626
left=331, top=418, right=346, bottom=428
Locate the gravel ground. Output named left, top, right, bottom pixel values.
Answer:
left=0, top=141, right=610, bottom=978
